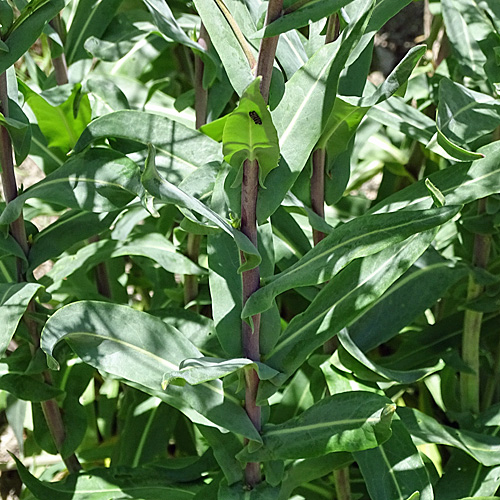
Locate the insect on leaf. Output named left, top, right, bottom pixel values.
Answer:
left=222, top=77, right=280, bottom=188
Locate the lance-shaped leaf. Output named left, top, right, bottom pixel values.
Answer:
left=0, top=99, right=31, bottom=165
left=317, top=45, right=426, bottom=151
left=434, top=451, right=500, bottom=500
left=74, top=109, right=222, bottom=180
left=371, top=141, right=500, bottom=214
left=242, top=205, right=460, bottom=318
left=237, top=392, right=396, bottom=462
left=162, top=357, right=279, bottom=388
left=348, top=260, right=469, bottom=352
left=399, top=407, right=500, bottom=466
left=255, top=0, right=354, bottom=38
left=142, top=0, right=206, bottom=52
left=0, top=148, right=142, bottom=226
left=354, top=418, right=434, bottom=500
left=336, top=328, right=446, bottom=385
left=12, top=455, right=202, bottom=500
left=141, top=146, right=260, bottom=272
left=0, top=283, right=43, bottom=357
left=41, top=301, right=261, bottom=441
left=19, top=82, right=91, bottom=155
left=222, top=78, right=280, bottom=187
left=44, top=233, right=204, bottom=293
left=257, top=0, right=374, bottom=222
left=258, top=231, right=437, bottom=399
left=193, top=0, right=254, bottom=96
left=0, top=0, right=64, bottom=74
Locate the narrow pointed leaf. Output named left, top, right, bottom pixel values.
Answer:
left=141, top=147, right=260, bottom=272
left=399, top=407, right=500, bottom=466
left=74, top=110, right=222, bottom=179
left=354, top=418, right=434, bottom=500
left=13, top=455, right=202, bottom=500
left=0, top=100, right=30, bottom=165
left=0, top=0, right=64, bottom=74
left=0, top=283, right=43, bottom=356
left=243, top=206, right=459, bottom=318
left=257, top=0, right=374, bottom=221
left=41, top=301, right=261, bottom=441
left=371, top=141, right=500, bottom=214
left=237, top=392, right=396, bottom=461
left=257, top=0, right=354, bottom=38
left=0, top=149, right=142, bottom=226
left=259, top=231, right=437, bottom=397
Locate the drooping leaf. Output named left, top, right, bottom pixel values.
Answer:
left=0, top=148, right=142, bottom=226
left=243, top=206, right=460, bottom=318
left=141, top=146, right=260, bottom=272
left=399, top=407, right=500, bottom=466
left=237, top=392, right=396, bottom=461
left=41, top=301, right=260, bottom=441
left=371, top=141, right=500, bottom=214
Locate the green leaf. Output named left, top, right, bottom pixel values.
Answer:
left=425, top=178, right=446, bottom=208
left=73, top=110, right=221, bottom=180
left=64, top=0, right=123, bottom=65
left=371, top=141, right=500, bottom=214
left=256, top=0, right=354, bottom=38
left=243, top=206, right=460, bottom=318
left=19, top=82, right=91, bottom=155
left=141, top=146, right=260, bottom=272
left=218, top=479, right=281, bottom=499
left=193, top=0, right=253, bottom=96
left=44, top=233, right=204, bottom=293
left=347, top=260, right=469, bottom=352
left=441, top=0, right=488, bottom=80
left=41, top=301, right=260, bottom=441
left=0, top=282, right=43, bottom=357
left=399, top=407, right=500, bottom=466
left=0, top=148, right=142, bottom=226
left=0, top=0, right=64, bottom=74
left=257, top=0, right=375, bottom=221
left=337, top=328, right=445, bottom=384
left=0, top=99, right=31, bottom=165
left=259, top=231, right=437, bottom=398
left=0, top=374, right=63, bottom=402
left=28, top=211, right=118, bottom=272
left=162, top=357, right=279, bottom=388
left=142, top=0, right=206, bottom=52
left=434, top=451, right=500, bottom=500
left=237, top=392, right=396, bottom=461
left=12, top=455, right=202, bottom=500
left=354, top=418, right=433, bottom=500
left=438, top=78, right=500, bottom=146
left=222, top=78, right=280, bottom=187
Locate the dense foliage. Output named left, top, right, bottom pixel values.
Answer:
left=1, top=0, right=500, bottom=498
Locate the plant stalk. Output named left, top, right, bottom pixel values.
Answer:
left=184, top=24, right=209, bottom=311
left=241, top=0, right=282, bottom=487
left=0, top=71, right=81, bottom=473
left=49, top=15, right=69, bottom=85
left=311, top=148, right=326, bottom=245
left=461, top=198, right=491, bottom=414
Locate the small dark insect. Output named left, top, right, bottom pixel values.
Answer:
left=249, top=110, right=262, bottom=125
